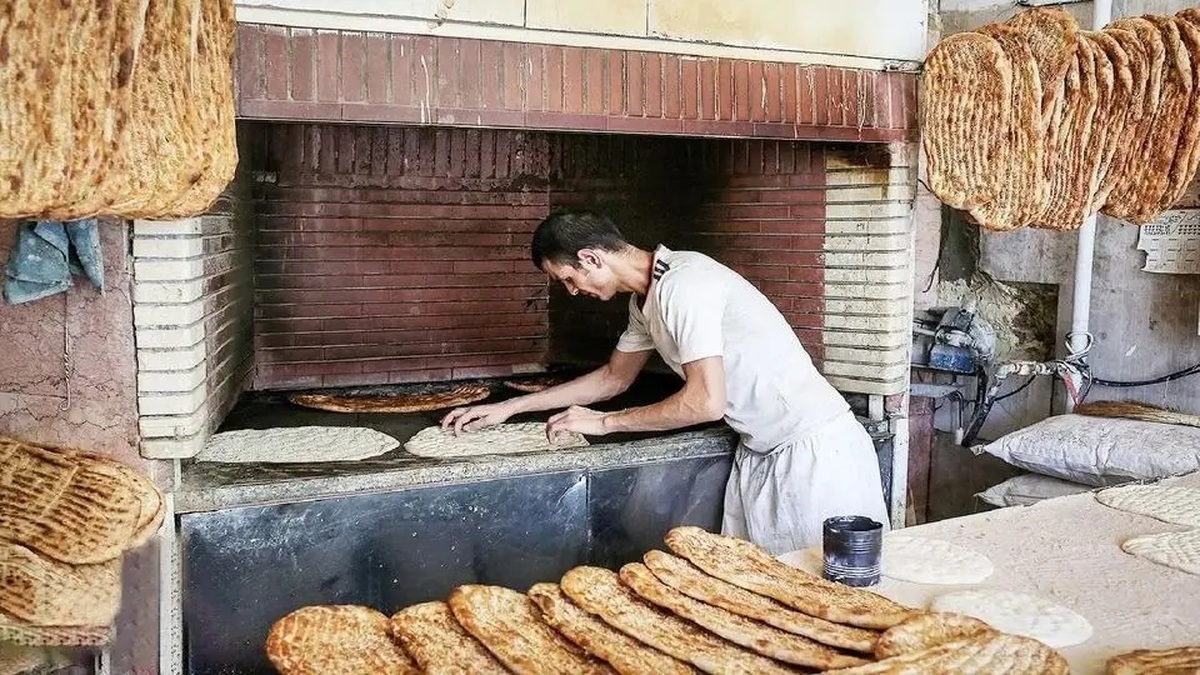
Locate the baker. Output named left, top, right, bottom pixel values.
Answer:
left=441, top=210, right=889, bottom=554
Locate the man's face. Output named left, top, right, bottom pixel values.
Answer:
left=543, top=251, right=617, bottom=301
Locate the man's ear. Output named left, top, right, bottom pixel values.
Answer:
left=577, top=249, right=603, bottom=269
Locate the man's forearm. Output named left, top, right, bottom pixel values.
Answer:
left=601, top=389, right=723, bottom=433
left=507, top=366, right=626, bottom=415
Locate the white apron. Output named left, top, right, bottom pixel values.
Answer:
left=721, top=411, right=891, bottom=556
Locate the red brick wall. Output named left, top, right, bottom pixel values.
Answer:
left=249, top=123, right=553, bottom=389
left=235, top=25, right=917, bottom=143
left=248, top=122, right=829, bottom=390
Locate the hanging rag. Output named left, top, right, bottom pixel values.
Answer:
left=3, top=219, right=104, bottom=305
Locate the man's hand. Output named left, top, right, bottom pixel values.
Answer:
left=440, top=402, right=515, bottom=435
left=545, top=405, right=611, bottom=441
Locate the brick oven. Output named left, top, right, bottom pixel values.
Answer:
left=125, top=19, right=920, bottom=673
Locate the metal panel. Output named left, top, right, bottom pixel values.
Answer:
left=588, top=455, right=731, bottom=569
left=181, top=473, right=588, bottom=674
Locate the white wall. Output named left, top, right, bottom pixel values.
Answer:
left=235, top=0, right=929, bottom=69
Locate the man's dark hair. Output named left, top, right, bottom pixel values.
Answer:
left=531, top=210, right=629, bottom=269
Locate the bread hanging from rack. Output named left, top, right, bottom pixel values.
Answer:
left=0, top=0, right=238, bottom=221
left=921, top=8, right=1200, bottom=231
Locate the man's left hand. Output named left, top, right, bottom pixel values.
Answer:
left=546, top=405, right=611, bottom=440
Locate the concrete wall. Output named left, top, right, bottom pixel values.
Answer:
left=931, top=0, right=1200, bottom=440
left=0, top=220, right=162, bottom=673
left=235, top=0, right=930, bottom=67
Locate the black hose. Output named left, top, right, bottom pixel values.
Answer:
left=961, top=367, right=993, bottom=447
left=1090, top=363, right=1200, bottom=388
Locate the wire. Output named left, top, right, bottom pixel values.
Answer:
left=995, top=374, right=1037, bottom=402
left=1090, top=362, right=1200, bottom=388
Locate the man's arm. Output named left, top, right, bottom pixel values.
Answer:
left=546, top=356, right=726, bottom=436
left=509, top=348, right=651, bottom=414
left=441, top=348, right=651, bottom=433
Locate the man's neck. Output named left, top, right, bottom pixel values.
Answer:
left=609, top=246, right=655, bottom=297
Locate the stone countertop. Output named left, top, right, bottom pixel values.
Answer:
left=175, top=426, right=737, bottom=513
left=780, top=471, right=1200, bottom=674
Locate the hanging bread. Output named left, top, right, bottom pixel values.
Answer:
left=972, top=24, right=1048, bottom=231
left=919, top=32, right=1013, bottom=216
left=0, top=0, right=237, bottom=221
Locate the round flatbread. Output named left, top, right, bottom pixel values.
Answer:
left=403, top=423, right=588, bottom=459
left=289, top=383, right=491, bottom=414
left=1121, top=529, right=1200, bottom=576
left=266, top=605, right=417, bottom=675
left=929, top=589, right=1092, bottom=648
left=1095, top=484, right=1200, bottom=528
left=882, top=535, right=995, bottom=585
left=197, top=427, right=400, bottom=463
left=502, top=376, right=569, bottom=394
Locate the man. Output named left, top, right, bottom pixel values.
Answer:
left=441, top=210, right=889, bottom=554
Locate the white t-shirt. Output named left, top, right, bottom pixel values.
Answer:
left=616, top=245, right=850, bottom=452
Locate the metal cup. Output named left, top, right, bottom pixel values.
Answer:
left=822, top=515, right=883, bottom=587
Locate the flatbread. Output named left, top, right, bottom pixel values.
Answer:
left=560, top=566, right=796, bottom=675
left=0, top=612, right=112, bottom=647
left=404, top=423, right=588, bottom=459
left=1121, top=529, right=1200, bottom=576
left=0, top=541, right=121, bottom=626
left=824, top=633, right=1068, bottom=675
left=642, top=550, right=878, bottom=654
left=265, top=605, right=418, bottom=675
left=920, top=32, right=1013, bottom=216
left=881, top=535, right=994, bottom=585
left=619, top=562, right=867, bottom=670
left=197, top=426, right=400, bottom=463
left=1032, top=36, right=1102, bottom=230
left=447, top=584, right=613, bottom=675
left=1091, top=28, right=1148, bottom=213
left=929, top=590, right=1092, bottom=648
left=528, top=583, right=696, bottom=675
left=1107, top=645, right=1200, bottom=674
left=663, top=526, right=915, bottom=630
left=970, top=24, right=1047, bottom=231
left=389, top=601, right=509, bottom=675
left=873, top=612, right=996, bottom=659
left=503, top=376, right=570, bottom=393
left=1160, top=18, right=1200, bottom=211
left=1095, top=484, right=1200, bottom=527
left=1005, top=7, right=1080, bottom=123
left=289, top=383, right=491, bottom=414
left=0, top=438, right=146, bottom=565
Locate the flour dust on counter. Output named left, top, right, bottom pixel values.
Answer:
left=196, top=426, right=401, bottom=463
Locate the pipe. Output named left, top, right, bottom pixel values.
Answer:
left=1065, top=0, right=1112, bottom=413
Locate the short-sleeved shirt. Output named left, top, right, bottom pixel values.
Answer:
left=616, top=245, right=849, bottom=452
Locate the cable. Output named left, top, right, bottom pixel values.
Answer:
left=994, top=374, right=1037, bottom=402
left=1090, top=362, right=1200, bottom=388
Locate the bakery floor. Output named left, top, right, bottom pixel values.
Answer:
left=177, top=369, right=736, bottom=513
left=781, top=470, right=1200, bottom=674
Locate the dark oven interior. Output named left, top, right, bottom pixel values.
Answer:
left=215, top=120, right=835, bottom=447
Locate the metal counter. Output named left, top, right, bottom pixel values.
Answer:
left=180, top=453, right=732, bottom=674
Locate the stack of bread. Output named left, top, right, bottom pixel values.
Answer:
left=0, top=437, right=164, bottom=649
left=0, top=0, right=238, bottom=221
left=266, top=526, right=1081, bottom=674
left=922, top=8, right=1200, bottom=231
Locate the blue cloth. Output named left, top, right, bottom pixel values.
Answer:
left=4, top=219, right=105, bottom=305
